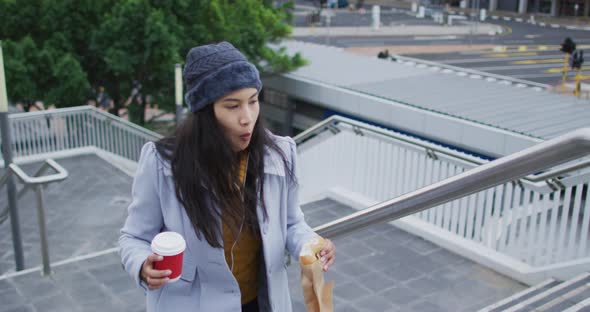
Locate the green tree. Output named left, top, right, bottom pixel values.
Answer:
left=0, top=0, right=304, bottom=125
left=0, top=0, right=110, bottom=108
left=2, top=36, right=90, bottom=108
left=92, top=0, right=182, bottom=123
left=2, top=38, right=39, bottom=104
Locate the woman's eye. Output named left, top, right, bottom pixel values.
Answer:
left=249, top=100, right=258, bottom=105
left=227, top=105, right=238, bottom=109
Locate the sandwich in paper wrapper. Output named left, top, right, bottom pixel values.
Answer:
left=299, top=236, right=334, bottom=312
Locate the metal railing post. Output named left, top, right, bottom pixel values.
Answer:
left=0, top=40, right=25, bottom=271
left=0, top=159, right=68, bottom=275
left=34, top=185, right=51, bottom=276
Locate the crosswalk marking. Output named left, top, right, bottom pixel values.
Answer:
left=511, top=59, right=565, bottom=65
left=462, top=45, right=590, bottom=56
left=514, top=72, right=590, bottom=79
left=492, top=45, right=554, bottom=53
left=545, top=66, right=590, bottom=73
left=438, top=54, right=563, bottom=64
left=498, top=45, right=590, bottom=53
left=474, top=63, right=569, bottom=71
left=485, top=52, right=538, bottom=58
left=416, top=44, right=590, bottom=82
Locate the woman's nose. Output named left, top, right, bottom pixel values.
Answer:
left=240, top=107, right=253, bottom=125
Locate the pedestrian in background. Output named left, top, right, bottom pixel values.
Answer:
left=124, top=80, right=144, bottom=124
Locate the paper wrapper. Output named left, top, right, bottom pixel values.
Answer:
left=299, top=237, right=334, bottom=312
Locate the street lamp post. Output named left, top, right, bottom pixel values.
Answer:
left=0, top=41, right=25, bottom=271
left=175, top=64, right=183, bottom=126
left=326, top=7, right=332, bottom=45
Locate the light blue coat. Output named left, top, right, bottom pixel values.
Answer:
left=119, top=135, right=317, bottom=312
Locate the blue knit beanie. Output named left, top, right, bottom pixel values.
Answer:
left=183, top=42, right=262, bottom=112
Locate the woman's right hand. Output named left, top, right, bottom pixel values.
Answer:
left=141, top=254, right=171, bottom=290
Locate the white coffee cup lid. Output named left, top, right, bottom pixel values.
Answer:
left=151, top=232, right=186, bottom=256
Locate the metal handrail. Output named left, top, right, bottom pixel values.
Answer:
left=0, top=160, right=62, bottom=222
left=312, top=128, right=590, bottom=239
left=294, top=115, right=486, bottom=164
left=8, top=159, right=67, bottom=185
left=1, top=105, right=162, bottom=165
left=89, top=107, right=163, bottom=140
left=0, top=159, right=69, bottom=276
left=6, top=106, right=162, bottom=140
left=294, top=115, right=588, bottom=185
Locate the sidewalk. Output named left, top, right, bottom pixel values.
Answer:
left=345, top=44, right=498, bottom=55
left=292, top=24, right=503, bottom=37
left=295, top=0, right=590, bottom=29
left=358, top=0, right=590, bottom=28
left=0, top=197, right=525, bottom=312
left=0, top=155, right=132, bottom=276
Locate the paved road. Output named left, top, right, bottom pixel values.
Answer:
left=291, top=3, right=590, bottom=85
left=410, top=45, right=590, bottom=85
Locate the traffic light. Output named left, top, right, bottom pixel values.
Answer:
left=560, top=38, right=577, bottom=87
left=561, top=37, right=576, bottom=54
left=569, top=50, right=584, bottom=69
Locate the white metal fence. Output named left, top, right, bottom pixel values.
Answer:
left=4, top=107, right=590, bottom=269
left=298, top=120, right=590, bottom=267
left=1, top=106, right=162, bottom=163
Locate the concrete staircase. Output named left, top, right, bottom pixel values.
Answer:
left=479, top=272, right=590, bottom=312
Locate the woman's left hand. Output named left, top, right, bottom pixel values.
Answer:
left=319, top=238, right=336, bottom=272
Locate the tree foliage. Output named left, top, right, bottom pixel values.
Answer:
left=0, top=0, right=303, bottom=117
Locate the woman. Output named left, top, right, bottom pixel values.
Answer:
left=119, top=42, right=335, bottom=312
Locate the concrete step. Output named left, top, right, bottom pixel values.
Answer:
left=499, top=272, right=590, bottom=312
left=479, top=278, right=561, bottom=312
left=538, top=283, right=590, bottom=311
left=563, top=297, right=590, bottom=311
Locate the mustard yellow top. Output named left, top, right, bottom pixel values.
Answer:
left=222, top=152, right=261, bottom=304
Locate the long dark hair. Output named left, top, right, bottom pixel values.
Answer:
left=155, top=104, right=294, bottom=248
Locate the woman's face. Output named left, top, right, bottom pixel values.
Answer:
left=213, top=88, right=260, bottom=152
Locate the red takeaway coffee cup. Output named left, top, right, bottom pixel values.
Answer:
left=151, top=231, right=186, bottom=282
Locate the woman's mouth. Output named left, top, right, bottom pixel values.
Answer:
left=240, top=133, right=251, bottom=141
